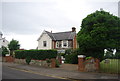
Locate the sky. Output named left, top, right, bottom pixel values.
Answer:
left=0, top=0, right=119, bottom=49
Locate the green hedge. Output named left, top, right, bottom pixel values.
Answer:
left=15, top=50, right=57, bottom=60
left=65, top=53, right=78, bottom=64
left=64, top=49, right=79, bottom=64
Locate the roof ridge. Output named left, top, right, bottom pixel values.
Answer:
left=45, top=31, right=56, bottom=40
left=51, top=33, right=56, bottom=40
left=52, top=31, right=72, bottom=34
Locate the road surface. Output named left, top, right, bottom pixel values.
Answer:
left=2, top=64, right=71, bottom=81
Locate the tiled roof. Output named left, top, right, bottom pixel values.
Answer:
left=45, top=31, right=76, bottom=40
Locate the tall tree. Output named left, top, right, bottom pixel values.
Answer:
left=77, top=10, right=120, bottom=61
left=8, top=39, right=20, bottom=56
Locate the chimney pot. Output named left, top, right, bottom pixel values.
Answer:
left=72, top=27, right=76, bottom=32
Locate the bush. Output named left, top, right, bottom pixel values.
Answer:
left=25, top=56, right=31, bottom=65
left=65, top=53, right=78, bottom=64
left=85, top=56, right=92, bottom=60
left=64, top=49, right=80, bottom=64
left=114, top=52, right=120, bottom=59
left=15, top=50, right=57, bottom=60
left=2, top=46, right=9, bottom=57
left=55, top=59, right=60, bottom=67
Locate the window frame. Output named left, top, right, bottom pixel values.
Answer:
left=62, top=40, right=68, bottom=48
left=43, top=41, right=47, bottom=47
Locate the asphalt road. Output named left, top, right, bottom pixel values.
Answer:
left=2, top=65, right=71, bottom=81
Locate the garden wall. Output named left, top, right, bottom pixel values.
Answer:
left=14, top=58, right=56, bottom=68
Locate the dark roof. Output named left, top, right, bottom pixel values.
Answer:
left=45, top=31, right=76, bottom=40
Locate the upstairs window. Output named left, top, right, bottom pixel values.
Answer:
left=56, top=41, right=61, bottom=48
left=62, top=40, right=68, bottom=48
left=43, top=41, right=47, bottom=47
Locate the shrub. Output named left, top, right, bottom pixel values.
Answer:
left=25, top=56, right=31, bottom=65
left=85, top=56, right=92, bottom=60
left=65, top=53, right=78, bottom=64
left=15, top=50, right=57, bottom=60
left=2, top=46, right=9, bottom=57
left=64, top=49, right=80, bottom=64
left=55, top=59, right=60, bottom=67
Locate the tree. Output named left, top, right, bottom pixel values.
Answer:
left=77, top=10, right=120, bottom=61
left=104, top=50, right=114, bottom=59
left=2, top=46, right=9, bottom=57
left=8, top=39, right=20, bottom=56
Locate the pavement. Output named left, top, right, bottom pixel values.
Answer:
left=2, top=62, right=119, bottom=80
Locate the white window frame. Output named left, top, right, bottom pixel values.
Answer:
left=62, top=40, right=68, bottom=48
left=56, top=41, right=59, bottom=48
left=43, top=41, right=47, bottom=47
left=56, top=41, right=62, bottom=48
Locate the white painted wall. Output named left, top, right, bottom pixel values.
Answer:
left=2, top=38, right=9, bottom=48
left=0, top=38, right=9, bottom=48
left=38, top=33, right=52, bottom=50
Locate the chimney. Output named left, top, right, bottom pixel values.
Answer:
left=72, top=27, right=76, bottom=32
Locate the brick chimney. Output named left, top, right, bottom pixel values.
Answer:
left=72, top=27, right=76, bottom=32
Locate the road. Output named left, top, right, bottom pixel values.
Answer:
left=2, top=64, right=71, bottom=81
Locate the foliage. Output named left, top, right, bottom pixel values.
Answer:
left=85, top=56, right=92, bottom=60
left=65, top=49, right=79, bottom=64
left=65, top=53, right=78, bottom=64
left=8, top=39, right=20, bottom=56
left=65, top=49, right=73, bottom=55
left=114, top=51, right=120, bottom=59
left=55, top=59, right=60, bottom=67
left=59, top=53, right=66, bottom=58
left=46, top=59, right=51, bottom=63
left=2, top=46, right=9, bottom=57
left=104, top=51, right=114, bottom=59
left=15, top=50, right=57, bottom=60
left=77, top=10, right=120, bottom=61
left=8, top=39, right=20, bottom=51
left=25, top=56, right=31, bottom=65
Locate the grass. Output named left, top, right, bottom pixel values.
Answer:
left=100, top=59, right=120, bottom=74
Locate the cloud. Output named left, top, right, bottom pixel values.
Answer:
left=1, top=0, right=119, bottom=49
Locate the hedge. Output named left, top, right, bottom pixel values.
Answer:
left=65, top=53, right=78, bottom=64
left=15, top=50, right=57, bottom=60
left=64, top=49, right=79, bottom=64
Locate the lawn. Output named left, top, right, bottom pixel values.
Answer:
left=100, top=59, right=120, bottom=74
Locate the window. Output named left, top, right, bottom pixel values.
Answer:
left=68, top=41, right=73, bottom=48
left=62, top=40, right=68, bottom=48
left=56, top=41, right=61, bottom=48
left=43, top=41, right=47, bottom=47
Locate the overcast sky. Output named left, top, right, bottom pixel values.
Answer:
left=0, top=0, right=119, bottom=49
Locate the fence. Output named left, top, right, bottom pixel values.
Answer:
left=100, top=59, right=120, bottom=74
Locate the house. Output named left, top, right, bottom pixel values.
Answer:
left=0, top=31, right=9, bottom=48
left=37, top=27, right=77, bottom=52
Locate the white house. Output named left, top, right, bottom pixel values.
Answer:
left=0, top=31, right=9, bottom=48
left=37, top=27, right=77, bottom=51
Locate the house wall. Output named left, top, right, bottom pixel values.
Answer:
left=73, top=35, right=77, bottom=49
left=2, top=39, right=9, bottom=48
left=38, top=33, right=52, bottom=49
left=52, top=41, right=56, bottom=49
left=53, top=40, right=73, bottom=50
left=0, top=35, right=9, bottom=48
